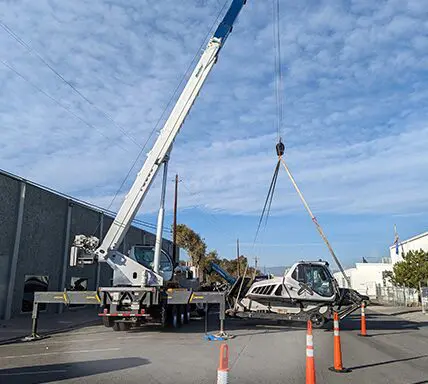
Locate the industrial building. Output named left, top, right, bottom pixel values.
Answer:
left=0, top=169, right=176, bottom=321
left=389, top=231, right=428, bottom=264
left=333, top=230, right=428, bottom=300
left=333, top=261, right=393, bottom=298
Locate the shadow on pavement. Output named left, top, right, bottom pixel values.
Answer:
left=349, top=354, right=428, bottom=370
left=0, top=357, right=149, bottom=383
left=125, top=317, right=300, bottom=339
left=366, top=331, right=415, bottom=337
left=338, top=315, right=428, bottom=331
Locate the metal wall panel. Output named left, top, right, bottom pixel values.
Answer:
left=0, top=170, right=176, bottom=319
left=0, top=174, right=20, bottom=318
left=13, top=184, right=68, bottom=316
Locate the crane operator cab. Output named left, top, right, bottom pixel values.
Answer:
left=128, top=245, right=200, bottom=289
left=129, top=246, right=174, bottom=281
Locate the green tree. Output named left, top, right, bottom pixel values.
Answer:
left=389, top=249, right=428, bottom=289
left=174, top=224, right=206, bottom=267
left=174, top=223, right=261, bottom=283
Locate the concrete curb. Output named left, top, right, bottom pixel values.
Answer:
left=0, top=319, right=100, bottom=346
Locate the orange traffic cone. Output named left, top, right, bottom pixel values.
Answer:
left=306, top=320, right=316, bottom=384
left=358, top=302, right=369, bottom=337
left=328, top=312, right=351, bottom=373
left=217, top=343, right=229, bottom=384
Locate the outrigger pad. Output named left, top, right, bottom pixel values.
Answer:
left=22, top=334, right=49, bottom=342
left=204, top=332, right=235, bottom=341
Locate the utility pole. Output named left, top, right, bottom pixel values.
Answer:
left=172, top=174, right=179, bottom=263
left=236, top=238, right=240, bottom=277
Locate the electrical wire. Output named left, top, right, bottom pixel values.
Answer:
left=179, top=179, right=237, bottom=241
left=0, top=20, right=142, bottom=148
left=0, top=59, right=127, bottom=151
left=89, top=0, right=231, bottom=238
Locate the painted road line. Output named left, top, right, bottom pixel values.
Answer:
left=0, top=347, right=120, bottom=359
left=0, top=370, right=68, bottom=376
left=116, top=335, right=152, bottom=340
left=0, top=338, right=104, bottom=348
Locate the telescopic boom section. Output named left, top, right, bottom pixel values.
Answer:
left=95, top=0, right=247, bottom=260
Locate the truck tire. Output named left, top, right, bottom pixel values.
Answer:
left=102, top=316, right=114, bottom=328
left=112, top=322, right=120, bottom=331
left=178, top=305, right=185, bottom=325
left=184, top=304, right=191, bottom=324
left=160, top=304, right=168, bottom=329
left=118, top=322, right=130, bottom=331
left=170, top=305, right=179, bottom=329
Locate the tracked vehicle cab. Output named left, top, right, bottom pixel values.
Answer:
left=287, top=261, right=337, bottom=300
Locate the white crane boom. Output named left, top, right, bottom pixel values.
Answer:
left=97, top=0, right=246, bottom=259
left=71, top=1, right=247, bottom=287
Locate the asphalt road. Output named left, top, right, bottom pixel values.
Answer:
left=0, top=310, right=427, bottom=384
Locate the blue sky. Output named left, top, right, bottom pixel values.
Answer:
left=1, top=0, right=427, bottom=269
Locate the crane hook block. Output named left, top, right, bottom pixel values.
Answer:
left=276, top=140, right=285, bottom=157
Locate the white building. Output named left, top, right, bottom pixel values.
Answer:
left=389, top=231, right=428, bottom=264
left=333, top=262, right=393, bottom=298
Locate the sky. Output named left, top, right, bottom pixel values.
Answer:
left=1, top=0, right=427, bottom=269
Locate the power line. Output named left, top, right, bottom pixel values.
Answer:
left=0, top=20, right=142, bottom=148
left=2, top=2, right=231, bottom=242
left=0, top=166, right=167, bottom=233
left=178, top=179, right=238, bottom=244
left=0, top=59, right=128, bottom=151
left=100, top=0, right=232, bottom=236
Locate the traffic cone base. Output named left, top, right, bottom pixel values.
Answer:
left=329, top=366, right=352, bottom=373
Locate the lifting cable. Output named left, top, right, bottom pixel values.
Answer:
left=234, top=2, right=351, bottom=309
left=278, top=157, right=351, bottom=287
left=233, top=0, right=286, bottom=308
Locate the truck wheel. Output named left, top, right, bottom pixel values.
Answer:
left=102, top=316, right=114, bottom=328
left=170, top=305, right=179, bottom=329
left=160, top=305, right=168, bottom=329
left=195, top=303, right=206, bottom=317
left=112, top=322, right=120, bottom=331
left=179, top=305, right=185, bottom=325
left=184, top=304, right=191, bottom=324
left=118, top=322, right=130, bottom=331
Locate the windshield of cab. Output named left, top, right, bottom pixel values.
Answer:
left=292, top=264, right=334, bottom=297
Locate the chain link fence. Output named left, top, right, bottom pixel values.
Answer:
left=375, top=285, right=420, bottom=307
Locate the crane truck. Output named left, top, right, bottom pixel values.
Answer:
left=24, top=0, right=248, bottom=339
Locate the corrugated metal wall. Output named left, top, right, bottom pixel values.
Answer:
left=0, top=170, right=175, bottom=320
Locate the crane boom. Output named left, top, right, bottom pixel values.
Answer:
left=90, top=1, right=247, bottom=281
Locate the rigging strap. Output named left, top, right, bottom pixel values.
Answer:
left=278, top=157, right=351, bottom=287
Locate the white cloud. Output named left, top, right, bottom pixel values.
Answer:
left=0, top=0, right=427, bottom=221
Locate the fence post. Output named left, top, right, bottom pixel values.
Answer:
left=403, top=288, right=407, bottom=307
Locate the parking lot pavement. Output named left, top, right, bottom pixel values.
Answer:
left=0, top=310, right=426, bottom=384
left=0, top=308, right=100, bottom=345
